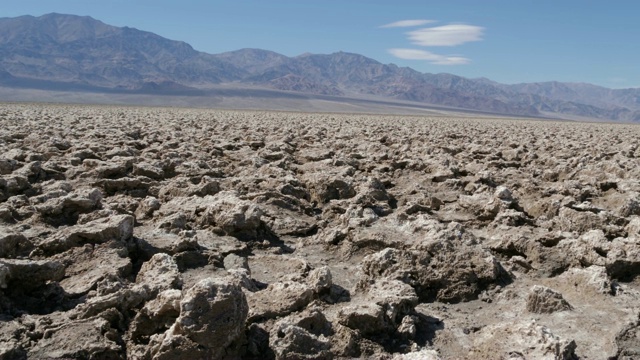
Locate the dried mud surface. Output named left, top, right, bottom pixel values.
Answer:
left=1, top=103, right=640, bottom=359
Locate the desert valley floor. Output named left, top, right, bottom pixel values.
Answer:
left=1, top=103, right=640, bottom=359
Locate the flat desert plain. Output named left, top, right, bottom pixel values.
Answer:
left=1, top=103, right=640, bottom=359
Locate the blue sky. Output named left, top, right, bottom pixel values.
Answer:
left=4, top=0, right=639, bottom=88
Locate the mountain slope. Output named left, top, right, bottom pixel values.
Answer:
left=0, top=13, right=245, bottom=89
left=215, top=51, right=538, bottom=116
left=1, top=13, right=638, bottom=121
left=505, top=82, right=640, bottom=111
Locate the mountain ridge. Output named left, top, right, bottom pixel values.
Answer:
left=1, top=13, right=638, bottom=121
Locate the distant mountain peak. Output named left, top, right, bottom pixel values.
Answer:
left=0, top=13, right=638, bottom=122
left=39, top=12, right=94, bottom=19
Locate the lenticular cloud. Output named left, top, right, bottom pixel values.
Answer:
left=407, top=24, right=484, bottom=47
left=380, top=19, right=436, bottom=28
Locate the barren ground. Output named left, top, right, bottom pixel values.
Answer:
left=0, top=103, right=639, bottom=359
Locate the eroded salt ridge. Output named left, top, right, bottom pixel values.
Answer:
left=0, top=103, right=639, bottom=359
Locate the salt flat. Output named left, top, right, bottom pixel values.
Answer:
left=0, top=103, right=639, bottom=359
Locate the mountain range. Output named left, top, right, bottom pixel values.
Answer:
left=1, top=13, right=639, bottom=122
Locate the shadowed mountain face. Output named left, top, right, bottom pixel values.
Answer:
left=1, top=13, right=639, bottom=121
left=0, top=13, right=244, bottom=89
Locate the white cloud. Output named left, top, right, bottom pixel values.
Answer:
left=388, top=48, right=471, bottom=65
left=382, top=21, right=483, bottom=65
left=380, top=19, right=436, bottom=28
left=407, top=24, right=484, bottom=47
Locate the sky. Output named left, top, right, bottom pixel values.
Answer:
left=3, top=0, right=639, bottom=88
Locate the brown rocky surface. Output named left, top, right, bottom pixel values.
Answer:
left=0, top=102, right=639, bottom=359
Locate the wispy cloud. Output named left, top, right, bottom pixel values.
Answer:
left=380, top=19, right=436, bottom=28
left=407, top=24, right=484, bottom=47
left=388, top=48, right=471, bottom=65
left=382, top=20, right=483, bottom=65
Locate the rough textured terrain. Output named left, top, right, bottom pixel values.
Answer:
left=0, top=102, right=639, bottom=359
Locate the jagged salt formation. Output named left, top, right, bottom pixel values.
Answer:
left=0, top=103, right=639, bottom=359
